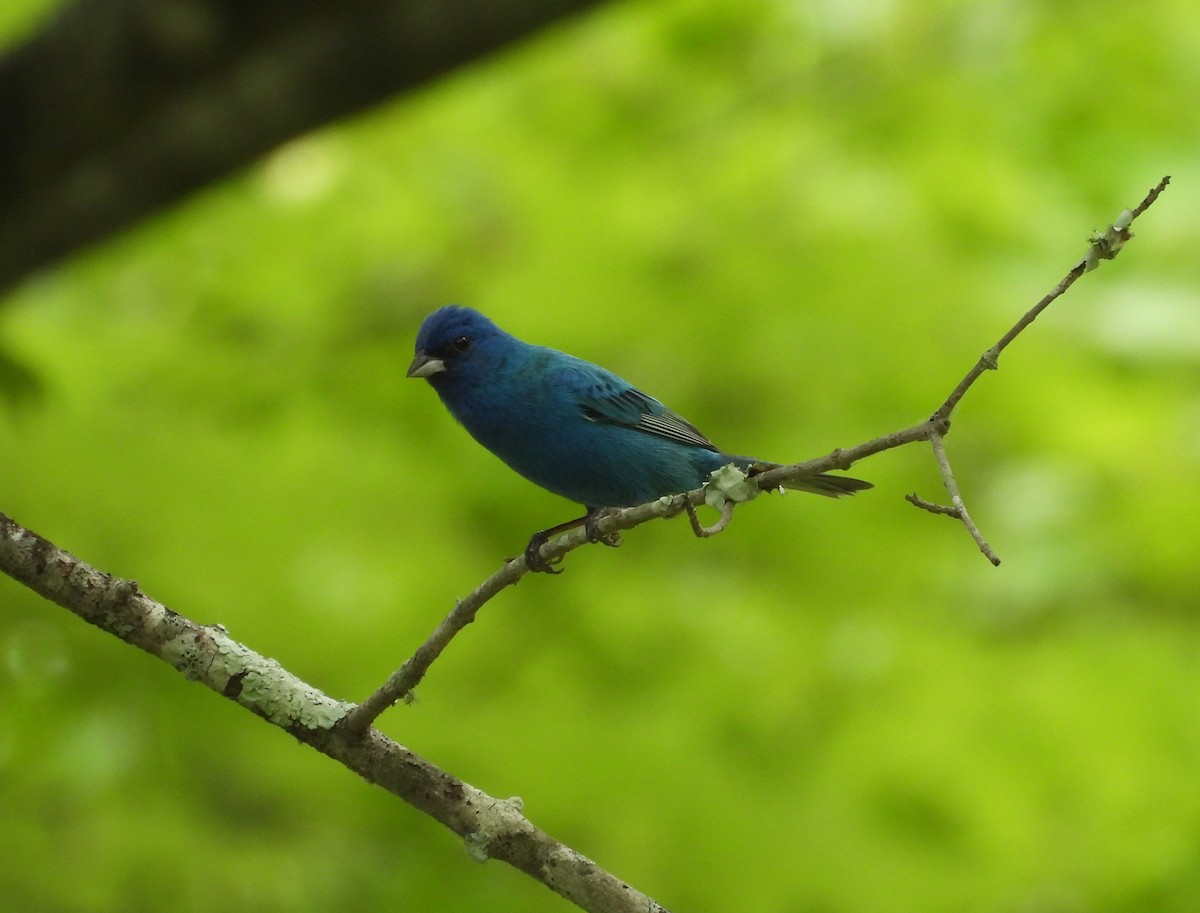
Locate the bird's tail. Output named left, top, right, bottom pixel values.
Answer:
left=733, top=457, right=873, bottom=498
left=781, top=471, right=874, bottom=497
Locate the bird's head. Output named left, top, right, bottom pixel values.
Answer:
left=407, top=305, right=507, bottom=385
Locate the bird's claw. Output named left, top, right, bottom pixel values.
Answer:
left=520, top=510, right=620, bottom=573
left=523, top=532, right=563, bottom=574
left=583, top=511, right=621, bottom=548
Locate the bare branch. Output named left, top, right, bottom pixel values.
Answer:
left=686, top=499, right=736, bottom=538
left=351, top=178, right=1171, bottom=727
left=1128, top=176, right=1171, bottom=219
left=345, top=489, right=702, bottom=731
left=926, top=431, right=1001, bottom=566
left=346, top=558, right=530, bottom=728
left=0, top=178, right=1172, bottom=910
left=933, top=175, right=1170, bottom=424
left=904, top=493, right=959, bottom=517
left=0, top=511, right=671, bottom=913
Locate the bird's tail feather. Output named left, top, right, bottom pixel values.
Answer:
left=736, top=458, right=873, bottom=498
left=780, top=471, right=873, bottom=497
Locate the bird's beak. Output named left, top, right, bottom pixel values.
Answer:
left=407, top=351, right=446, bottom=379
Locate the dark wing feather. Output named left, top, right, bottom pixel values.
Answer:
left=579, top=383, right=718, bottom=451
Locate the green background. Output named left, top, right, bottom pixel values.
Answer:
left=3, top=1, right=1199, bottom=911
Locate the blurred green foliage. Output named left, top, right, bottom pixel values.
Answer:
left=3, top=0, right=1200, bottom=911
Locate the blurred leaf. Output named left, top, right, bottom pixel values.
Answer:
left=0, top=343, right=42, bottom=412
left=1, top=1, right=1198, bottom=912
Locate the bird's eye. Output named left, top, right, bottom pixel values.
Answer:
left=451, top=335, right=471, bottom=352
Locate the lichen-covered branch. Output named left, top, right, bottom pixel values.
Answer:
left=0, top=511, right=671, bottom=913
left=0, top=179, right=1170, bottom=909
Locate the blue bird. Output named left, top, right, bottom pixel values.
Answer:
left=408, top=306, right=870, bottom=571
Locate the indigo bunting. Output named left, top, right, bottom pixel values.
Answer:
left=409, top=306, right=870, bottom=571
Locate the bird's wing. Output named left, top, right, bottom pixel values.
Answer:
left=577, top=376, right=719, bottom=451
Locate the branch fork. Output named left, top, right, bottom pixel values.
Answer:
left=348, top=176, right=1170, bottom=730
left=0, top=177, right=1171, bottom=913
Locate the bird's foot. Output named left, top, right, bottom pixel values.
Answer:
left=583, top=509, right=621, bottom=549
left=522, top=529, right=563, bottom=574
left=520, top=510, right=620, bottom=573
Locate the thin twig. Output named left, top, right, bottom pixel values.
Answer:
left=905, top=438, right=1000, bottom=561
left=346, top=490, right=702, bottom=731
left=345, top=178, right=1171, bottom=728
left=904, top=493, right=957, bottom=516
left=0, top=178, right=1173, bottom=913
left=686, top=499, right=736, bottom=538
left=928, top=431, right=1001, bottom=566
left=934, top=175, right=1169, bottom=425
left=1130, top=175, right=1171, bottom=218
left=346, top=564, right=526, bottom=728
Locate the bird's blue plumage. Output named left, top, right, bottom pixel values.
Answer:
left=408, top=306, right=870, bottom=513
